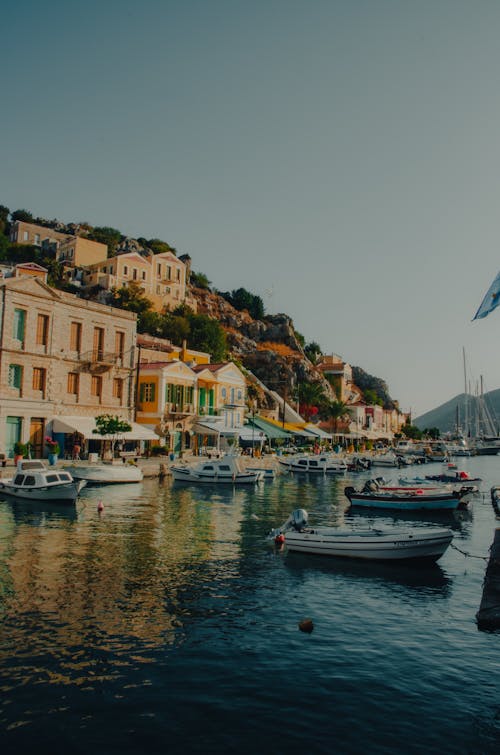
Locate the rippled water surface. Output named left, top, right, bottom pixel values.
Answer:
left=1, top=457, right=500, bottom=753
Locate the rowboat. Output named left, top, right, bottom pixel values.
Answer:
left=344, top=479, right=466, bottom=511
left=270, top=509, right=453, bottom=562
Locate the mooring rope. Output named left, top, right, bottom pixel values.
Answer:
left=450, top=542, right=488, bottom=560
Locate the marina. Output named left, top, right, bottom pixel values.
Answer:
left=1, top=454, right=499, bottom=753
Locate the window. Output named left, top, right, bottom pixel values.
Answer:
left=113, top=378, right=123, bottom=402
left=34, top=234, right=40, bottom=245
left=8, top=364, right=23, bottom=389
left=23, top=231, right=29, bottom=241
left=221, top=387, right=227, bottom=398
left=115, top=331, right=125, bottom=359
left=91, top=375, right=102, bottom=398
left=36, top=314, right=49, bottom=346
left=156, top=285, right=162, bottom=294
left=157, top=263, right=162, bottom=276
left=176, top=269, right=181, bottom=281
left=133, top=269, right=138, bottom=280
left=70, top=322, right=82, bottom=352
left=167, top=266, right=172, bottom=280
left=139, top=382, right=155, bottom=402
left=123, top=265, right=128, bottom=276
left=13, top=308, right=26, bottom=342
left=32, top=367, right=46, bottom=394
left=142, top=271, right=146, bottom=280
left=93, top=327, right=104, bottom=361
left=67, top=372, right=79, bottom=395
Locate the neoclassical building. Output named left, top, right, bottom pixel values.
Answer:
left=0, top=276, right=151, bottom=458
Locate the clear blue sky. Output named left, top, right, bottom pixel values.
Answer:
left=3, top=0, right=500, bottom=417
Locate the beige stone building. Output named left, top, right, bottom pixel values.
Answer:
left=81, top=250, right=188, bottom=312
left=10, top=220, right=71, bottom=249
left=57, top=236, right=108, bottom=267
left=0, top=276, right=157, bottom=458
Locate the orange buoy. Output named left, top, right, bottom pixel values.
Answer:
left=299, top=618, right=314, bottom=633
left=275, top=533, right=285, bottom=545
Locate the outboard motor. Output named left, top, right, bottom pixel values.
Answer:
left=290, top=508, right=308, bottom=531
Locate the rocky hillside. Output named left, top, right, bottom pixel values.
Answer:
left=191, top=286, right=333, bottom=406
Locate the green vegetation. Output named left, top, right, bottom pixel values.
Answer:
left=88, top=226, right=123, bottom=255
left=400, top=422, right=423, bottom=440
left=190, top=271, right=211, bottom=289
left=92, top=414, right=132, bottom=457
left=304, top=341, right=322, bottom=364
left=220, top=287, right=265, bottom=320
left=352, top=366, right=396, bottom=409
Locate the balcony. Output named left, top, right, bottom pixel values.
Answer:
left=79, top=350, right=119, bottom=374
left=165, top=402, right=195, bottom=416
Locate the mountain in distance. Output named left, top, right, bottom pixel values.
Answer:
left=414, top=389, right=500, bottom=435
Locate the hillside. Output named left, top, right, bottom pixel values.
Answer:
left=414, top=390, right=500, bottom=435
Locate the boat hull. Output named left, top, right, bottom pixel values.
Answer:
left=171, top=467, right=261, bottom=484
left=66, top=464, right=143, bottom=484
left=0, top=480, right=84, bottom=504
left=284, top=527, right=453, bottom=561
left=344, top=488, right=462, bottom=511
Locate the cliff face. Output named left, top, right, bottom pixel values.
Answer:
left=191, top=287, right=333, bottom=405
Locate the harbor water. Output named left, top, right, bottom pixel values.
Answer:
left=1, top=456, right=500, bottom=754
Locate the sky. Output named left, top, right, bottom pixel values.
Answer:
left=3, top=0, right=500, bottom=418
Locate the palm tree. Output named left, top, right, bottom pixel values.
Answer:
left=320, top=400, right=351, bottom=434
left=295, top=381, right=327, bottom=421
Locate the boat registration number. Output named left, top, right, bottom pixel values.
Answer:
left=395, top=540, right=422, bottom=547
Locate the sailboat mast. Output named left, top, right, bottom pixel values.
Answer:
left=463, top=347, right=469, bottom=438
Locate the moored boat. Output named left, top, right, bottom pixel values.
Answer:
left=0, top=459, right=86, bottom=504
left=279, top=453, right=347, bottom=474
left=65, top=462, right=143, bottom=485
left=270, top=509, right=453, bottom=562
left=344, top=479, right=466, bottom=511
left=171, top=454, right=263, bottom=484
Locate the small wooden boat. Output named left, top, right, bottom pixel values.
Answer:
left=0, top=459, right=86, bottom=504
left=171, top=454, right=264, bottom=484
left=270, top=509, right=453, bottom=562
left=344, top=479, right=466, bottom=511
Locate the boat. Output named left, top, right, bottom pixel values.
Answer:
left=270, top=509, right=453, bottom=562
left=0, top=459, right=86, bottom=503
left=370, top=451, right=401, bottom=468
left=171, top=454, right=264, bottom=484
left=424, top=469, right=481, bottom=484
left=279, top=454, right=347, bottom=474
left=344, top=479, right=466, bottom=511
left=65, top=462, right=143, bottom=484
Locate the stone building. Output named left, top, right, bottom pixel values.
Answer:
left=0, top=276, right=152, bottom=458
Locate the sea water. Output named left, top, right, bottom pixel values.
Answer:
left=1, top=457, right=500, bottom=754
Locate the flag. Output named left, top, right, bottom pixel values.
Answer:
left=473, top=271, right=500, bottom=320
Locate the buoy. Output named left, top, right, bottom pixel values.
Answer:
left=299, top=618, right=314, bottom=633
left=275, top=533, right=285, bottom=545
left=97, top=500, right=104, bottom=512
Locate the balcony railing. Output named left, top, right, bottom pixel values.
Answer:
left=165, top=402, right=195, bottom=415
left=79, top=350, right=121, bottom=373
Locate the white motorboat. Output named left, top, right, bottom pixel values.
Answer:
left=171, top=454, right=264, bottom=484
left=65, top=462, right=143, bottom=484
left=270, top=509, right=453, bottom=562
left=0, top=459, right=86, bottom=504
left=370, top=451, right=401, bottom=468
left=279, top=454, right=347, bottom=474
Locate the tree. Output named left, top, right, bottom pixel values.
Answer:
left=401, top=422, right=423, bottom=440
left=11, top=209, right=33, bottom=223
left=296, top=381, right=327, bottom=421
left=221, top=287, right=265, bottom=320
left=92, top=414, right=132, bottom=458
left=304, top=341, right=322, bottom=364
left=319, top=400, right=350, bottom=434
left=109, top=282, right=155, bottom=331
left=187, top=313, right=227, bottom=362
left=147, top=238, right=175, bottom=255
left=190, top=271, right=211, bottom=289
left=88, top=226, right=122, bottom=255
left=0, top=205, right=9, bottom=235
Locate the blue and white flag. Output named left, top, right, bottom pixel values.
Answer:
left=473, top=271, right=500, bottom=320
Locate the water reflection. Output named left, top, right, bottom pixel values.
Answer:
left=283, top=549, right=452, bottom=594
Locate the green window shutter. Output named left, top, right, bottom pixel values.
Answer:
left=151, top=384, right=156, bottom=402
left=140, top=383, right=145, bottom=402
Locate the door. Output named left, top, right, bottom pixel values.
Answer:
left=29, top=418, right=45, bottom=458
left=93, top=327, right=105, bottom=361
left=5, top=416, right=22, bottom=458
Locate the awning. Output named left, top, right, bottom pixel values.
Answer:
left=52, top=416, right=160, bottom=441
left=246, top=417, right=292, bottom=440
left=304, top=424, right=332, bottom=439
left=192, top=421, right=223, bottom=436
